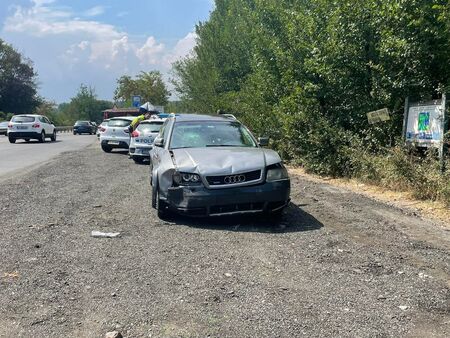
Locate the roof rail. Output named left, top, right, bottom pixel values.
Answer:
left=221, top=113, right=237, bottom=120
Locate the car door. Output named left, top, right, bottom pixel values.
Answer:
left=39, top=116, right=49, bottom=134
left=44, top=116, right=54, bottom=133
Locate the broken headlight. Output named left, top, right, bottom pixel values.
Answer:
left=266, top=163, right=289, bottom=182
left=173, top=172, right=202, bottom=186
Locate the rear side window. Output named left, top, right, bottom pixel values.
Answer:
left=12, top=116, right=35, bottom=123
left=108, top=119, right=131, bottom=127
left=137, top=122, right=164, bottom=133
left=75, top=121, right=90, bottom=126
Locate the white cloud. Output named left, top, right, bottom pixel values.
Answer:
left=136, top=37, right=165, bottom=65
left=84, top=6, right=105, bottom=17
left=164, top=32, right=197, bottom=67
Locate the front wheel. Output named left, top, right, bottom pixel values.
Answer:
left=50, top=130, right=56, bottom=142
left=133, top=156, right=144, bottom=164
left=156, top=188, right=169, bottom=219
left=8, top=136, right=16, bottom=143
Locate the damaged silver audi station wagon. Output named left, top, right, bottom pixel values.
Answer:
left=149, top=114, right=290, bottom=218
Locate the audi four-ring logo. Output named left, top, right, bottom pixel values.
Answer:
left=224, top=174, right=246, bottom=184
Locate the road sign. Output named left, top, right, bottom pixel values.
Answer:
left=367, top=108, right=390, bottom=124
left=132, top=95, right=141, bottom=108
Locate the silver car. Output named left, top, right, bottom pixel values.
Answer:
left=129, top=119, right=165, bottom=163
left=150, top=114, right=290, bottom=218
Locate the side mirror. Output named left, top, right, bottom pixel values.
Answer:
left=258, top=137, right=269, bottom=147
left=154, top=137, right=164, bottom=147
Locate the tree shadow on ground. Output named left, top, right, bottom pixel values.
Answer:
left=165, top=202, right=323, bottom=234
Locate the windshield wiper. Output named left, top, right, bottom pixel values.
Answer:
left=205, top=144, right=243, bottom=147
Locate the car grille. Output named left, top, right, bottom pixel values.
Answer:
left=209, top=202, right=264, bottom=215
left=206, top=170, right=261, bottom=186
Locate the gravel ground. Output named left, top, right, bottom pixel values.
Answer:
left=0, top=144, right=449, bottom=338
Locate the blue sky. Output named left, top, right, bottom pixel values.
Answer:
left=0, top=0, right=213, bottom=103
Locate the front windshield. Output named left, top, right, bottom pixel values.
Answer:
left=170, top=121, right=257, bottom=149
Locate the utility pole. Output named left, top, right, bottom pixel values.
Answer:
left=439, top=93, right=447, bottom=173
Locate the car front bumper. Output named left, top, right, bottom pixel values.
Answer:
left=163, top=179, right=290, bottom=216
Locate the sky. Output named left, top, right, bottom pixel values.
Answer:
left=0, top=0, right=214, bottom=103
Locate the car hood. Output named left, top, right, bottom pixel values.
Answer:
left=171, top=147, right=281, bottom=175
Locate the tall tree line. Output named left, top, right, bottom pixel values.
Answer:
left=172, top=0, right=450, bottom=175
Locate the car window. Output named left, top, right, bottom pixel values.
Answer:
left=108, top=119, right=132, bottom=127
left=11, top=116, right=35, bottom=123
left=170, top=121, right=257, bottom=149
left=137, top=122, right=164, bottom=133
left=75, top=121, right=90, bottom=126
left=157, top=120, right=169, bottom=140
left=44, top=117, right=51, bottom=124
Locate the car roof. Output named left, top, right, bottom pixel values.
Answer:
left=109, top=116, right=135, bottom=121
left=141, top=119, right=165, bottom=123
left=12, top=114, right=42, bottom=117
left=172, top=114, right=237, bottom=123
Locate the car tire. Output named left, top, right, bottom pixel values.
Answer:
left=8, top=136, right=16, bottom=143
left=39, top=131, right=45, bottom=143
left=101, top=144, right=112, bottom=153
left=155, top=188, right=169, bottom=219
left=50, top=130, right=56, bottom=142
left=24, top=138, right=30, bottom=142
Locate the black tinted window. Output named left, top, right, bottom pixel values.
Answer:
left=75, top=121, right=90, bottom=126
left=12, top=116, right=35, bottom=123
left=108, top=119, right=131, bottom=127
left=137, top=122, right=163, bottom=133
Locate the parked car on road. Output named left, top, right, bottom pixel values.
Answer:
left=96, top=119, right=109, bottom=138
left=7, top=114, right=56, bottom=143
left=99, top=116, right=134, bottom=152
left=73, top=120, right=96, bottom=135
left=0, top=121, right=8, bottom=135
left=129, top=118, right=165, bottom=163
left=149, top=114, right=290, bottom=218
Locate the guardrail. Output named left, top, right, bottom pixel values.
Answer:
left=55, top=126, right=73, bottom=133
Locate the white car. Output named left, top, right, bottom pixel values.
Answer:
left=129, top=119, right=165, bottom=163
left=99, top=116, right=134, bottom=152
left=7, top=114, right=56, bottom=143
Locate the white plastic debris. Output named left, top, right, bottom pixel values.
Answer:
left=91, top=231, right=121, bottom=238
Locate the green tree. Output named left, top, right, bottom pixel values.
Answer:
left=61, top=84, right=112, bottom=124
left=0, top=39, right=39, bottom=114
left=114, top=71, right=170, bottom=106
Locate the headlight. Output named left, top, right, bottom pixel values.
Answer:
left=173, top=172, right=202, bottom=185
left=266, top=163, right=289, bottom=182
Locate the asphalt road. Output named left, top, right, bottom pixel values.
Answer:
left=0, top=144, right=449, bottom=337
left=0, top=133, right=96, bottom=178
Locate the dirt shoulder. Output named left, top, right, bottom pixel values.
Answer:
left=289, top=167, right=450, bottom=229
left=0, top=145, right=449, bottom=337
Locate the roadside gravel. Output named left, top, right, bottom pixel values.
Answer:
left=0, top=144, right=449, bottom=337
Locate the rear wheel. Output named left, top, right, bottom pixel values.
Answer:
left=101, top=144, right=112, bottom=153
left=39, top=131, right=45, bottom=143
left=50, top=130, right=56, bottom=142
left=8, top=136, right=16, bottom=143
left=24, top=138, right=30, bottom=142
